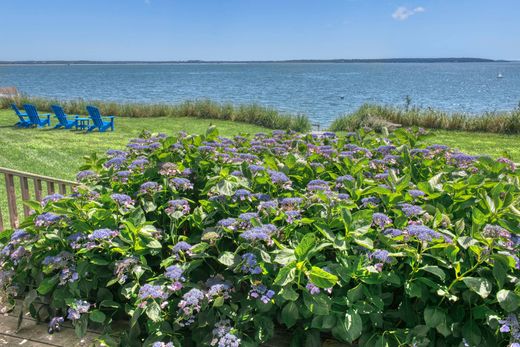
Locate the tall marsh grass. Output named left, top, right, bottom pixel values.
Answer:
left=0, top=96, right=311, bottom=132
left=329, top=103, right=520, bottom=134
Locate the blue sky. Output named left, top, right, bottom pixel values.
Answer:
left=3, top=0, right=519, bottom=60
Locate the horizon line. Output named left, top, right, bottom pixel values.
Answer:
left=0, top=57, right=515, bottom=65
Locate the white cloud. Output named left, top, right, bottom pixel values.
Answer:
left=392, top=6, right=425, bottom=21
left=144, top=0, right=151, bottom=4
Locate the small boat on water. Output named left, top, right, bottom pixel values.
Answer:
left=497, top=73, right=504, bottom=78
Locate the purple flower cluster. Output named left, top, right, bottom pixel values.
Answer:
left=165, top=265, right=185, bottom=292
left=178, top=288, right=205, bottom=327
left=249, top=284, right=275, bottom=304
left=139, top=284, right=168, bottom=301
left=241, top=253, right=262, bottom=274
left=111, top=193, right=134, bottom=209
left=139, top=181, right=162, bottom=195
left=499, top=314, right=520, bottom=346
left=212, top=320, right=241, bottom=347
left=67, top=300, right=90, bottom=321
left=165, top=199, right=190, bottom=216
left=76, top=170, right=97, bottom=182
left=240, top=224, right=276, bottom=243
left=400, top=203, right=424, bottom=217
left=88, top=228, right=119, bottom=241
left=372, top=213, right=392, bottom=228
left=170, top=177, right=193, bottom=191
left=41, top=193, right=64, bottom=207
left=35, top=212, right=62, bottom=227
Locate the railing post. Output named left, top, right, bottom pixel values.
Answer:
left=20, top=176, right=31, bottom=217
left=47, top=182, right=55, bottom=195
left=34, top=178, right=43, bottom=201
left=5, top=173, right=19, bottom=229
left=59, top=183, right=67, bottom=195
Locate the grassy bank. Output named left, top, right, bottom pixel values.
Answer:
left=330, top=103, right=520, bottom=134
left=0, top=96, right=310, bottom=132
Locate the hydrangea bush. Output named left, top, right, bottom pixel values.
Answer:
left=1, top=126, right=519, bottom=346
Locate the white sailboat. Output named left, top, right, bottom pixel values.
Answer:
left=497, top=72, right=504, bottom=78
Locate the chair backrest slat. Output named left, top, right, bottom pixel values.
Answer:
left=23, top=104, right=41, bottom=124
left=11, top=104, right=23, bottom=116
left=86, top=106, right=103, bottom=127
left=51, top=105, right=67, bottom=125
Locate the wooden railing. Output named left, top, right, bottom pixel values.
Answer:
left=0, top=167, right=77, bottom=231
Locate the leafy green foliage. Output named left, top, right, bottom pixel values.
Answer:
left=0, top=126, right=519, bottom=346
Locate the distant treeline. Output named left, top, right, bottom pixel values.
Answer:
left=0, top=58, right=507, bottom=65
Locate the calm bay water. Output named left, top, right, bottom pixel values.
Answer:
left=1, top=62, right=520, bottom=125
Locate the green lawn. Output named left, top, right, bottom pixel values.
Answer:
left=0, top=109, right=267, bottom=180
left=420, top=130, right=520, bottom=161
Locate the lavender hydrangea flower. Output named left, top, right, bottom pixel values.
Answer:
left=35, top=212, right=62, bottom=227
left=111, top=193, right=134, bottom=209
left=139, top=181, right=162, bottom=194
left=212, top=320, right=241, bottom=347
left=361, top=196, right=380, bottom=208
left=218, top=218, right=237, bottom=230
left=76, top=170, right=97, bottom=182
left=178, top=288, right=205, bottom=327
left=103, top=157, right=126, bottom=170
left=409, top=189, right=425, bottom=198
left=249, top=284, right=275, bottom=304
left=173, top=241, right=193, bottom=258
left=67, top=300, right=90, bottom=321
left=166, top=199, right=190, bottom=216
left=482, top=224, right=510, bottom=239
left=268, top=170, right=291, bottom=187
left=241, top=253, right=262, bottom=274
left=165, top=265, right=185, bottom=292
left=88, top=228, right=118, bottom=241
left=307, top=179, right=331, bottom=192
left=498, top=314, right=520, bottom=346
left=41, top=193, right=64, bottom=207
left=139, top=284, right=168, bottom=301
left=170, top=177, right=194, bottom=190
left=306, top=282, right=321, bottom=295
left=406, top=225, right=447, bottom=242
left=113, top=170, right=131, bottom=182
left=128, top=158, right=149, bottom=170
left=383, top=228, right=403, bottom=238
left=285, top=210, right=301, bottom=223
left=400, top=203, right=424, bottom=217
left=152, top=342, right=174, bottom=347
left=240, top=224, right=276, bottom=243
left=233, top=189, right=252, bottom=201
left=10, top=229, right=30, bottom=244
left=372, top=213, right=392, bottom=228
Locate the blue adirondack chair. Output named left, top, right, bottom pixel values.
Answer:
left=23, top=104, right=51, bottom=127
left=11, top=104, right=31, bottom=127
left=51, top=105, right=79, bottom=129
left=86, top=106, right=115, bottom=132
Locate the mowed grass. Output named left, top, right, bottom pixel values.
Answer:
left=0, top=109, right=268, bottom=179
left=421, top=130, right=520, bottom=161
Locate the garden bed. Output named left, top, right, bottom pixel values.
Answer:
left=0, top=126, right=519, bottom=346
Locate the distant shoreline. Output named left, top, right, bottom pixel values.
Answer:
left=0, top=58, right=512, bottom=65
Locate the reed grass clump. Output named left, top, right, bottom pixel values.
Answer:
left=0, top=96, right=311, bottom=132
left=329, top=103, right=520, bottom=134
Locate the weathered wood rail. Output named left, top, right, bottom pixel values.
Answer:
left=0, top=167, right=77, bottom=231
